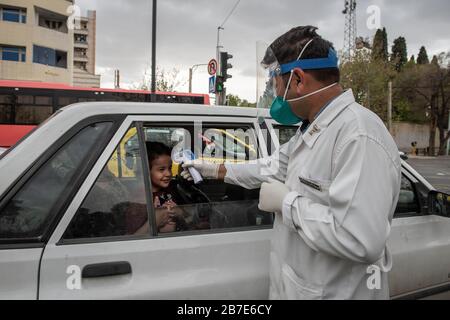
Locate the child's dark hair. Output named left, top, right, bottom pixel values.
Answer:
left=146, top=141, right=171, bottom=167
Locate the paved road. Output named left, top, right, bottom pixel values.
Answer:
left=406, top=156, right=450, bottom=194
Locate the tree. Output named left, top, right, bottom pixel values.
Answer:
left=417, top=46, right=430, bottom=65
left=341, top=49, right=395, bottom=121
left=382, top=28, right=389, bottom=61
left=132, top=67, right=186, bottom=92
left=396, top=52, right=450, bottom=155
left=391, top=37, right=408, bottom=72
left=226, top=94, right=242, bottom=107
left=372, top=28, right=389, bottom=61
left=410, top=55, right=416, bottom=64
left=431, top=55, right=439, bottom=66
left=226, top=94, right=256, bottom=108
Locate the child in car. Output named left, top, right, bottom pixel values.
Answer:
left=146, top=141, right=186, bottom=233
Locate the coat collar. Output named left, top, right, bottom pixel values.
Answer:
left=301, top=89, right=356, bottom=149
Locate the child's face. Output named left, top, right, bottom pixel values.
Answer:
left=150, top=155, right=173, bottom=191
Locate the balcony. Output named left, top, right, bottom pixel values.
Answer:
left=35, top=6, right=68, bottom=34
left=74, top=28, right=88, bottom=35
left=73, top=53, right=88, bottom=62
left=74, top=41, right=88, bottom=49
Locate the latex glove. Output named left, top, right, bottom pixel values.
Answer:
left=258, top=179, right=291, bottom=213
left=181, top=160, right=220, bottom=180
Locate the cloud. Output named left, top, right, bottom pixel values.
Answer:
left=75, top=0, right=450, bottom=101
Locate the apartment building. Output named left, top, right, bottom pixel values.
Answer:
left=0, top=0, right=74, bottom=84
left=73, top=10, right=100, bottom=88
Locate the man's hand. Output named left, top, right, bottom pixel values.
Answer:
left=181, top=160, right=223, bottom=180
left=258, top=179, right=291, bottom=213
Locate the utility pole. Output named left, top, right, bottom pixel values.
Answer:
left=188, top=63, right=207, bottom=93
left=447, top=110, right=450, bottom=155
left=151, top=0, right=157, bottom=101
left=387, top=81, right=393, bottom=134
left=114, top=70, right=120, bottom=89
left=216, top=26, right=224, bottom=105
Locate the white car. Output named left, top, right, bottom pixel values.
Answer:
left=0, top=102, right=449, bottom=300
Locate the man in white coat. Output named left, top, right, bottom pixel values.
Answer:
left=183, top=26, right=401, bottom=300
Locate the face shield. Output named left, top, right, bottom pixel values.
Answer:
left=256, top=42, right=280, bottom=122
left=256, top=39, right=340, bottom=125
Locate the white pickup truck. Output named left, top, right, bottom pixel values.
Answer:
left=0, top=103, right=449, bottom=300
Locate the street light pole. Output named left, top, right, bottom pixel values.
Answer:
left=188, top=64, right=207, bottom=93
left=387, top=80, right=393, bottom=134
left=151, top=0, right=157, bottom=101
left=216, top=26, right=224, bottom=105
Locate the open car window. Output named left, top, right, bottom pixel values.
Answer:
left=144, top=122, right=272, bottom=236
left=62, top=121, right=273, bottom=242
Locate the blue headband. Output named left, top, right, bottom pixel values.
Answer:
left=279, top=48, right=339, bottom=75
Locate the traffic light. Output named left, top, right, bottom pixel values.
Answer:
left=220, top=51, right=233, bottom=81
left=215, top=76, right=224, bottom=93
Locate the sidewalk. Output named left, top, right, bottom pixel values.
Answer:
left=406, top=155, right=450, bottom=160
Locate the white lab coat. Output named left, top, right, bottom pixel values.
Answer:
left=225, top=90, right=401, bottom=300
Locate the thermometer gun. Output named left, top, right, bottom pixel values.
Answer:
left=172, top=149, right=203, bottom=184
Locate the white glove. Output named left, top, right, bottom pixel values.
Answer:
left=258, top=179, right=291, bottom=213
left=181, top=160, right=220, bottom=180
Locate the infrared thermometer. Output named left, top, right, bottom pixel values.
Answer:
left=172, top=149, right=203, bottom=184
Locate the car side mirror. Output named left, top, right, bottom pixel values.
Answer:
left=428, top=191, right=450, bottom=218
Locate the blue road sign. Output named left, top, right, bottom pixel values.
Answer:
left=209, top=76, right=216, bottom=94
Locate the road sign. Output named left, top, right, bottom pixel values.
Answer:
left=208, top=59, right=218, bottom=76
left=209, top=76, right=216, bottom=94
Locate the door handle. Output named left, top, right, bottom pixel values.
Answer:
left=82, top=261, right=132, bottom=278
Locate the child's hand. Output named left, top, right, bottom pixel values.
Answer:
left=155, top=207, right=176, bottom=230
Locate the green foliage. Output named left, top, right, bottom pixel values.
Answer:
left=226, top=94, right=256, bottom=108
left=341, top=49, right=395, bottom=121
left=417, top=46, right=430, bottom=65
left=372, top=28, right=389, bottom=62
left=391, top=37, right=408, bottom=72
left=392, top=99, right=411, bottom=122
left=227, top=94, right=241, bottom=106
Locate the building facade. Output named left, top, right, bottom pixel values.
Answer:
left=0, top=0, right=74, bottom=84
left=73, top=10, right=100, bottom=88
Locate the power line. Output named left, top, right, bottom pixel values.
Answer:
left=219, top=0, right=241, bottom=28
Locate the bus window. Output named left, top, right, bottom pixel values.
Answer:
left=15, top=106, right=52, bottom=124
left=58, top=97, right=78, bottom=108
left=35, top=96, right=52, bottom=106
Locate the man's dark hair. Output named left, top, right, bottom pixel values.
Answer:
left=146, top=141, right=171, bottom=167
left=263, top=26, right=340, bottom=85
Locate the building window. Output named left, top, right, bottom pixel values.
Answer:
left=36, top=6, right=68, bottom=33
left=33, top=45, right=67, bottom=69
left=75, top=34, right=87, bottom=44
left=1, top=7, right=27, bottom=23
left=0, top=46, right=26, bottom=62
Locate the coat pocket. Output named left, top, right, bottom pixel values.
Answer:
left=281, top=264, right=323, bottom=300
left=298, top=174, right=331, bottom=204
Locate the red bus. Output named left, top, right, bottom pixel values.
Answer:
left=0, top=80, right=210, bottom=125
left=0, top=80, right=210, bottom=147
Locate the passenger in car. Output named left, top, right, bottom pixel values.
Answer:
left=135, top=142, right=187, bottom=235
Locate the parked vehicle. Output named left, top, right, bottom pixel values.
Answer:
left=0, top=102, right=449, bottom=299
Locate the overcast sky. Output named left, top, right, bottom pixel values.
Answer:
left=75, top=0, right=450, bottom=102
